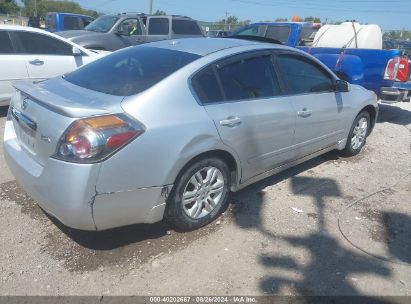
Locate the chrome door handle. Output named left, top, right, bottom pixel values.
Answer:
left=219, top=116, right=242, bottom=127
left=29, top=59, right=44, bottom=66
left=297, top=108, right=312, bottom=118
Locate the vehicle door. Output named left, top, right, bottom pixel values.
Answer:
left=10, top=30, right=81, bottom=82
left=275, top=52, right=346, bottom=158
left=115, top=18, right=146, bottom=46
left=194, top=51, right=297, bottom=182
left=0, top=30, right=28, bottom=104
left=146, top=16, right=171, bottom=43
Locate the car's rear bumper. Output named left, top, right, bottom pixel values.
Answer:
left=4, top=120, right=172, bottom=231
left=380, top=82, right=411, bottom=103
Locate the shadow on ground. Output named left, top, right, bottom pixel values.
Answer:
left=0, top=179, right=223, bottom=272
left=232, top=152, right=394, bottom=298
left=381, top=212, right=411, bottom=265
left=377, top=103, right=411, bottom=126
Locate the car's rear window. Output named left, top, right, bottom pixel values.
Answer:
left=64, top=46, right=201, bottom=96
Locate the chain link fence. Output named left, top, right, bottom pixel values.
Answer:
left=0, top=13, right=28, bottom=26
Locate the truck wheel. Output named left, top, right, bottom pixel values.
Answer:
left=166, top=157, right=230, bottom=231
left=342, top=111, right=370, bottom=156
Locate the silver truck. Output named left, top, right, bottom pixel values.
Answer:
left=57, top=13, right=204, bottom=51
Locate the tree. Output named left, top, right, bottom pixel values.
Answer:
left=304, top=16, right=321, bottom=23
left=275, top=18, right=288, bottom=22
left=23, top=0, right=97, bottom=18
left=0, top=0, right=19, bottom=14
left=154, top=9, right=166, bottom=15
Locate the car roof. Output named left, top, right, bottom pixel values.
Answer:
left=0, top=25, right=91, bottom=54
left=103, top=13, right=194, bottom=19
left=144, top=37, right=296, bottom=56
left=0, top=24, right=52, bottom=33
left=46, top=12, right=94, bottom=18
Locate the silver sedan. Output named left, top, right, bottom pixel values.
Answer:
left=4, top=38, right=378, bottom=231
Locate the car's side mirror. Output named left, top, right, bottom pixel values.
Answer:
left=335, top=79, right=349, bottom=92
left=72, top=46, right=82, bottom=56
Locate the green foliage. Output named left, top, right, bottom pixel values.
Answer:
left=215, top=15, right=249, bottom=26
left=154, top=9, right=166, bottom=16
left=384, top=30, right=411, bottom=40
left=0, top=0, right=19, bottom=14
left=23, top=0, right=97, bottom=18
left=275, top=18, right=288, bottom=22
left=304, top=16, right=321, bottom=23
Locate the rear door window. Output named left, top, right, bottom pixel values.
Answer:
left=276, top=54, right=334, bottom=94
left=172, top=20, right=202, bottom=35
left=192, top=67, right=223, bottom=103
left=266, top=26, right=291, bottom=43
left=0, top=31, right=13, bottom=53
left=13, top=31, right=73, bottom=55
left=216, top=54, right=282, bottom=101
left=64, top=46, right=200, bottom=96
left=148, top=18, right=170, bottom=35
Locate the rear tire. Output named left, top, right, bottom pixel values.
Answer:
left=341, top=111, right=370, bottom=156
left=166, top=157, right=230, bottom=231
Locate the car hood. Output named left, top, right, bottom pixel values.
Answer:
left=57, top=30, right=102, bottom=39
left=13, top=77, right=124, bottom=118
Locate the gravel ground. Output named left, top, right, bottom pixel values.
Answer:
left=0, top=102, right=410, bottom=297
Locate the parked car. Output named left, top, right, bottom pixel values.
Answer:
left=0, top=25, right=109, bottom=107
left=233, top=22, right=411, bottom=104
left=45, top=12, right=94, bottom=32
left=4, top=38, right=378, bottom=231
left=58, top=13, right=204, bottom=51
left=207, top=30, right=232, bottom=38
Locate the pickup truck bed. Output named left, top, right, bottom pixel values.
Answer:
left=299, top=47, right=411, bottom=103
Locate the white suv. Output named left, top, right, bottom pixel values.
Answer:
left=0, top=25, right=109, bottom=106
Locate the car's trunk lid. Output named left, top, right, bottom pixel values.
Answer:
left=10, top=78, right=124, bottom=166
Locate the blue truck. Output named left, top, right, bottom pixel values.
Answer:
left=45, top=12, right=94, bottom=32
left=233, top=22, right=411, bottom=103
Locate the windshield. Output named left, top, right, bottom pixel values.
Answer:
left=64, top=46, right=201, bottom=96
left=85, top=15, right=118, bottom=33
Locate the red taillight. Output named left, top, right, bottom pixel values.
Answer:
left=384, top=57, right=410, bottom=82
left=71, top=135, right=92, bottom=159
left=55, top=114, right=145, bottom=163
left=107, top=131, right=139, bottom=149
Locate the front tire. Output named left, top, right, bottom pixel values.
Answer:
left=166, top=157, right=230, bottom=231
left=342, top=111, right=370, bottom=156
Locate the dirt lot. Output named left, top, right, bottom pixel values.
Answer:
left=0, top=102, right=410, bottom=297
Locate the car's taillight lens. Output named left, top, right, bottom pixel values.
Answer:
left=384, top=57, right=410, bottom=82
left=54, top=114, right=144, bottom=163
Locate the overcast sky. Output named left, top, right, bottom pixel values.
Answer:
left=71, top=0, right=410, bottom=30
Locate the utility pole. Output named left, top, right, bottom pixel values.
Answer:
left=34, top=0, right=38, bottom=17
left=149, top=0, right=153, bottom=14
